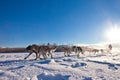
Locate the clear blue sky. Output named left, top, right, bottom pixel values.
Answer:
left=0, top=0, right=120, bottom=47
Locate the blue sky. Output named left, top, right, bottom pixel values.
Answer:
left=0, top=0, right=120, bottom=47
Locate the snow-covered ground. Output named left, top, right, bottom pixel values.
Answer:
left=0, top=47, right=120, bottom=80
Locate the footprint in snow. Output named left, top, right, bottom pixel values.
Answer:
left=81, top=76, right=92, bottom=80
left=108, top=64, right=118, bottom=70
left=37, top=73, right=70, bottom=80
left=71, top=62, right=87, bottom=68
left=7, top=65, right=25, bottom=71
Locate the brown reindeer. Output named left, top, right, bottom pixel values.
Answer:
left=39, top=45, right=57, bottom=59
left=46, top=43, right=58, bottom=58
left=62, top=46, right=72, bottom=57
left=47, top=46, right=57, bottom=58
left=100, top=44, right=112, bottom=53
left=91, top=49, right=99, bottom=54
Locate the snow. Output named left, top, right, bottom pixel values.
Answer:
left=0, top=47, right=120, bottom=80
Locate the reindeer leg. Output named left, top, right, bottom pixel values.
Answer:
left=47, top=51, right=50, bottom=57
left=49, top=52, right=53, bottom=59
left=67, top=51, right=70, bottom=57
left=94, top=52, right=96, bottom=55
left=44, top=51, right=48, bottom=59
left=68, top=51, right=70, bottom=57
left=81, top=51, right=84, bottom=55
left=67, top=52, right=70, bottom=56
left=38, top=52, right=41, bottom=60
left=39, top=52, right=43, bottom=60
left=34, top=52, right=39, bottom=60
left=64, top=52, right=66, bottom=57
left=43, top=52, right=48, bottom=60
left=24, top=52, right=32, bottom=60
left=77, top=52, right=79, bottom=58
left=48, top=50, right=53, bottom=59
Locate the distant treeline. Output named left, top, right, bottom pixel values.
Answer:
left=0, top=47, right=26, bottom=53
left=0, top=46, right=66, bottom=53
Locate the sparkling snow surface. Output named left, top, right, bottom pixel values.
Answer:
left=0, top=48, right=120, bottom=80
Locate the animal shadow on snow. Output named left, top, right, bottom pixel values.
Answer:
left=7, top=66, right=24, bottom=71
left=108, top=64, right=118, bottom=70
left=71, top=62, right=87, bottom=68
left=37, top=73, right=70, bottom=80
left=82, top=76, right=93, bottom=80
left=37, top=59, right=52, bottom=64
left=0, top=60, right=23, bottom=66
left=87, top=60, right=119, bottom=70
left=0, top=59, right=35, bottom=66
left=88, top=54, right=106, bottom=58
left=63, top=58, right=77, bottom=62
left=30, top=64, right=55, bottom=72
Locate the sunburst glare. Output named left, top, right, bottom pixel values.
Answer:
left=105, top=24, right=120, bottom=42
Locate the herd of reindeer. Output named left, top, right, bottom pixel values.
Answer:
left=24, top=43, right=112, bottom=60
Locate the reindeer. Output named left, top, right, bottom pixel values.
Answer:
left=40, top=44, right=57, bottom=59
left=82, top=46, right=99, bottom=55
left=100, top=44, right=112, bottom=53
left=73, top=46, right=83, bottom=58
left=47, top=46, right=57, bottom=58
left=24, top=44, right=57, bottom=60
left=91, top=49, right=99, bottom=54
left=24, top=44, right=42, bottom=60
left=62, top=46, right=72, bottom=57
left=46, top=43, right=58, bottom=58
left=108, top=44, right=112, bottom=53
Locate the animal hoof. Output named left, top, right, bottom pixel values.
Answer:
left=24, top=58, right=27, bottom=60
left=51, top=57, right=54, bottom=59
left=68, top=55, right=70, bottom=57
left=34, top=58, right=38, bottom=60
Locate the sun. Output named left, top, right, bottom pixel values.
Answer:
left=105, top=25, right=120, bottom=41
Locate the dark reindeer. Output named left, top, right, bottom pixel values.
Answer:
left=24, top=44, right=57, bottom=60
left=73, top=46, right=83, bottom=58
left=24, top=44, right=41, bottom=60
